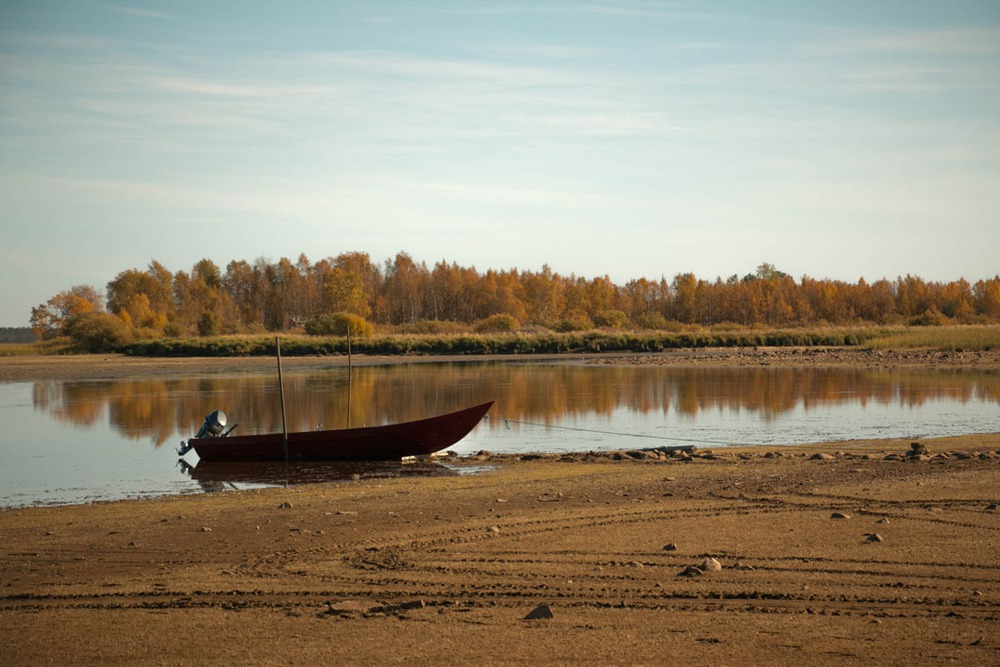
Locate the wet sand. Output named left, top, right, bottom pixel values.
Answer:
left=2, top=350, right=1000, bottom=665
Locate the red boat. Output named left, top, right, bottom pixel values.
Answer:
left=179, top=401, right=494, bottom=462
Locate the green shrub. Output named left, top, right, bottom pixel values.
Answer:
left=474, top=314, right=519, bottom=333
left=910, top=308, right=950, bottom=327
left=553, top=316, right=594, bottom=333
left=635, top=313, right=677, bottom=331
left=593, top=310, right=629, bottom=329
left=163, top=321, right=186, bottom=337
left=396, top=320, right=470, bottom=335
left=132, top=326, right=164, bottom=341
left=304, top=313, right=373, bottom=337
left=197, top=311, right=221, bottom=336
left=66, top=313, right=132, bottom=352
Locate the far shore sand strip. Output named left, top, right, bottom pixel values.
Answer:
left=1, top=346, right=998, bottom=382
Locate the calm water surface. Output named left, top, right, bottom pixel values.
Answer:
left=1, top=360, right=997, bottom=507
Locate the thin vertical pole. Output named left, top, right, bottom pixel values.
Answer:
left=276, top=336, right=289, bottom=463
left=346, top=325, right=353, bottom=429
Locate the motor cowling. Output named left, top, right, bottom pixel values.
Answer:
left=195, top=410, right=227, bottom=439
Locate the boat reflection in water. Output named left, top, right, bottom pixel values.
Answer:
left=177, top=457, right=459, bottom=492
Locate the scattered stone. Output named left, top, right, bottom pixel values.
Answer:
left=336, top=510, right=358, bottom=516
left=199, top=526, right=212, bottom=532
left=985, top=503, right=998, bottom=511
left=487, top=525, right=501, bottom=534
left=866, top=533, right=884, bottom=543
left=875, top=518, right=890, bottom=524
left=700, top=557, right=722, bottom=572
left=524, top=604, right=554, bottom=620
left=662, top=542, right=678, bottom=551
left=278, top=501, right=293, bottom=509
left=810, top=453, right=836, bottom=461
left=830, top=512, right=851, bottom=520
left=678, top=565, right=703, bottom=577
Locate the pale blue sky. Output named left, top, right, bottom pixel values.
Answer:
left=1, top=1, right=998, bottom=326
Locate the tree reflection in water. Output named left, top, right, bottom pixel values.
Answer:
left=31, top=363, right=1000, bottom=446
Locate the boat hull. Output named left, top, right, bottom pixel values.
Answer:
left=189, top=401, right=493, bottom=462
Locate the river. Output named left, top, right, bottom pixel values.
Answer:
left=1, top=360, right=997, bottom=506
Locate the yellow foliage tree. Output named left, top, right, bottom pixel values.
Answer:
left=30, top=285, right=103, bottom=340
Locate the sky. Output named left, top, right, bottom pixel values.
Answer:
left=1, top=1, right=999, bottom=327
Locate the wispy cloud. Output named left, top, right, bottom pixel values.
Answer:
left=106, top=5, right=171, bottom=20
left=440, top=1, right=679, bottom=19
left=472, top=43, right=607, bottom=60
left=577, top=1, right=679, bottom=18
left=152, top=77, right=264, bottom=97
left=825, top=27, right=1000, bottom=56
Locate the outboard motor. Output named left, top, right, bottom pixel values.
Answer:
left=178, top=410, right=237, bottom=456
left=195, top=410, right=228, bottom=439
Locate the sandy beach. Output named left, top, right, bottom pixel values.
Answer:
left=2, top=350, right=999, bottom=665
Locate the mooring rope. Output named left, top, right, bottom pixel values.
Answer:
left=485, top=414, right=759, bottom=448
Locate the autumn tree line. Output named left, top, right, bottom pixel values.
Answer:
left=29, top=252, right=1000, bottom=349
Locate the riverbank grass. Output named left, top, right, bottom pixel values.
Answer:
left=3, top=324, right=998, bottom=357
left=861, top=324, right=1000, bottom=350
